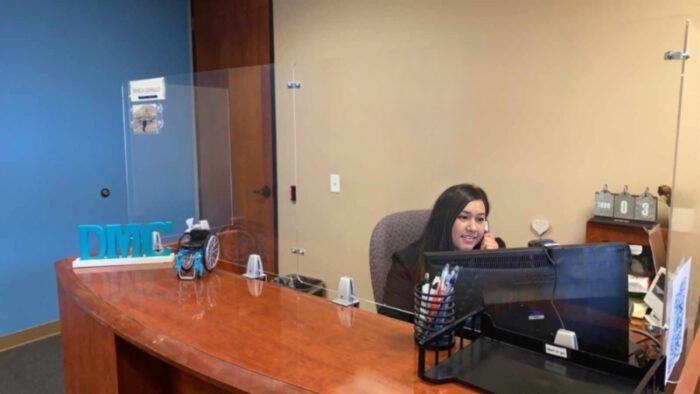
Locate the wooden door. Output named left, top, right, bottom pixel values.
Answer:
left=191, top=0, right=277, bottom=274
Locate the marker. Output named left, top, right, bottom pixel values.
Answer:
left=420, top=273, right=431, bottom=317
left=420, top=272, right=429, bottom=287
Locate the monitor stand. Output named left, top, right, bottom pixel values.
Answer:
left=424, top=337, right=642, bottom=394
left=418, top=310, right=665, bottom=393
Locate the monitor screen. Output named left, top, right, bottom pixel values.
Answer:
left=424, top=242, right=630, bottom=361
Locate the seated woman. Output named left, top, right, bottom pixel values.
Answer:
left=378, top=184, right=505, bottom=322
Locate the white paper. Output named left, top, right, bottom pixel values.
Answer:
left=628, top=275, right=649, bottom=293
left=665, top=257, right=691, bottom=383
left=129, top=77, right=166, bottom=102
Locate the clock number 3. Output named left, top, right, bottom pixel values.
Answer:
left=641, top=202, right=650, bottom=217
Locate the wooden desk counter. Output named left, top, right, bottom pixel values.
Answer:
left=55, top=258, right=468, bottom=393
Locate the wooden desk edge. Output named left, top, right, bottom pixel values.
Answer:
left=55, top=258, right=311, bottom=393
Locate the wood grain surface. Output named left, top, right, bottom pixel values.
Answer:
left=56, top=258, right=468, bottom=393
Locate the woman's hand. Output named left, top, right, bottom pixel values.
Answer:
left=480, top=233, right=500, bottom=249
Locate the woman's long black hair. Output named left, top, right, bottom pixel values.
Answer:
left=419, top=184, right=490, bottom=269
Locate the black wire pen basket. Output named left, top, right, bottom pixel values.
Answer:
left=413, top=284, right=455, bottom=350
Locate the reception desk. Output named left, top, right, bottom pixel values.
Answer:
left=55, top=258, right=467, bottom=393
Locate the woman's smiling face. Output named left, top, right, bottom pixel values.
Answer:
left=451, top=199, right=487, bottom=251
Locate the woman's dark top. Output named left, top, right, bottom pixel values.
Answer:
left=377, top=240, right=422, bottom=322
left=377, top=237, right=506, bottom=323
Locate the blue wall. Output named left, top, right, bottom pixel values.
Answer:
left=0, top=0, right=192, bottom=335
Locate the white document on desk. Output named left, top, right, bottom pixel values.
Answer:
left=665, top=257, right=691, bottom=383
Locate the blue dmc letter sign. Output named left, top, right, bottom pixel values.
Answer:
left=79, top=221, right=172, bottom=260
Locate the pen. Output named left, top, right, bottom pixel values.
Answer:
left=428, top=276, right=441, bottom=317
left=438, top=264, right=450, bottom=295
left=434, top=266, right=455, bottom=329
left=420, top=273, right=431, bottom=317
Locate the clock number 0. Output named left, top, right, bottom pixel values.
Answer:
left=620, top=201, right=628, bottom=214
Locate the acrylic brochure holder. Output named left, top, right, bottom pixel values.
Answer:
left=417, top=309, right=666, bottom=393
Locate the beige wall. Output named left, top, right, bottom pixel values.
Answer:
left=273, top=0, right=700, bottom=319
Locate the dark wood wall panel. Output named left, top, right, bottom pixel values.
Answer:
left=191, top=0, right=278, bottom=274
left=192, top=0, right=273, bottom=71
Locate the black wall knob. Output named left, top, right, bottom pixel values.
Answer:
left=253, top=185, right=272, bottom=198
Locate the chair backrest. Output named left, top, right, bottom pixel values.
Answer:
left=369, top=210, right=431, bottom=304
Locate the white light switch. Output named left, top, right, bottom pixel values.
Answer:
left=330, top=174, right=340, bottom=193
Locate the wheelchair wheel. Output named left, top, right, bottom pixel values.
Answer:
left=177, top=233, right=194, bottom=270
left=203, top=234, right=220, bottom=271
left=180, top=253, right=194, bottom=271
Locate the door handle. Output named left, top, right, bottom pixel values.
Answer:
left=253, top=185, right=272, bottom=198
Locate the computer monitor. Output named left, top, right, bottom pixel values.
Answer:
left=424, top=243, right=630, bottom=361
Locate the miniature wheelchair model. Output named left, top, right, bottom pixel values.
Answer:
left=175, top=228, right=220, bottom=280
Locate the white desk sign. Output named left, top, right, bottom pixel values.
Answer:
left=72, top=254, right=174, bottom=268
left=129, top=77, right=166, bottom=102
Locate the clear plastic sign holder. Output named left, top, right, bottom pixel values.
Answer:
left=122, top=70, right=236, bottom=242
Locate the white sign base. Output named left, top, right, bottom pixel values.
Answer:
left=72, top=254, right=175, bottom=269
